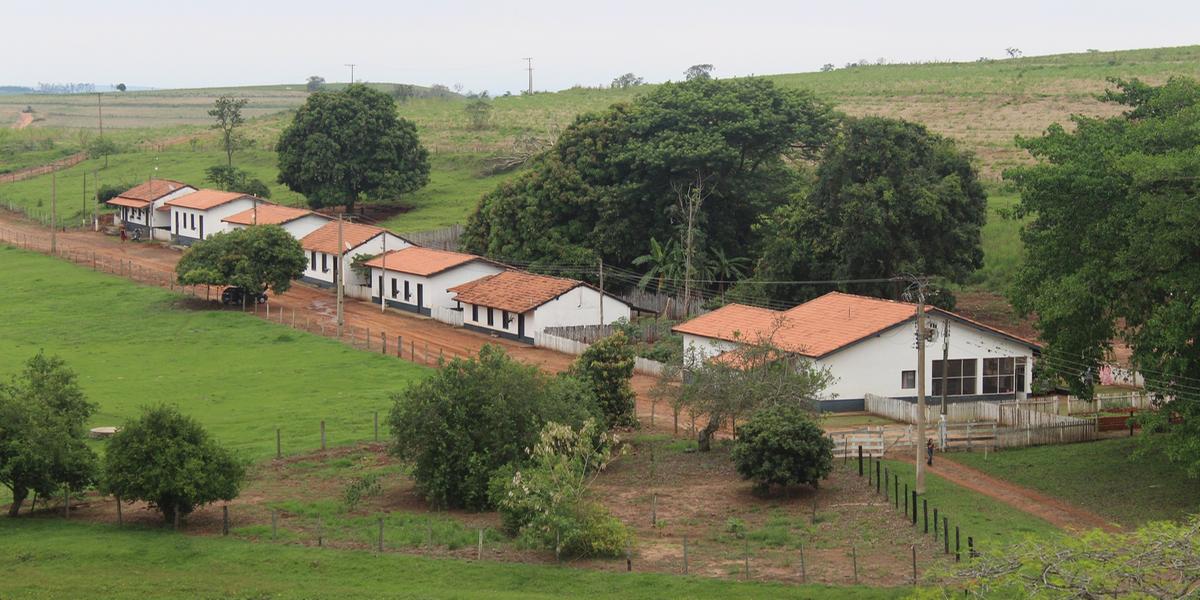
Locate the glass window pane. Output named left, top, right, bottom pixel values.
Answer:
left=932, top=361, right=943, bottom=378
left=931, top=380, right=942, bottom=395
left=948, top=379, right=962, bottom=395
left=983, top=358, right=997, bottom=376
left=962, top=378, right=976, bottom=395
left=1000, top=358, right=1014, bottom=375
left=963, top=359, right=976, bottom=376
left=949, top=360, right=962, bottom=377
left=983, top=377, right=997, bottom=394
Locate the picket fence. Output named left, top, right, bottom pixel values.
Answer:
left=865, top=394, right=1096, bottom=450
left=399, top=224, right=463, bottom=251
left=532, top=331, right=666, bottom=376
left=543, top=319, right=677, bottom=345
left=431, top=306, right=464, bottom=328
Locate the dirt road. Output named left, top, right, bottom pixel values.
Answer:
left=931, top=457, right=1120, bottom=533
left=0, top=213, right=668, bottom=427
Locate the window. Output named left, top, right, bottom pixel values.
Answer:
left=321, top=253, right=328, bottom=272
left=487, top=307, right=494, bottom=326
left=501, top=311, right=509, bottom=330
left=472, top=305, right=478, bottom=322
left=983, top=357, right=1020, bottom=394
left=932, top=359, right=976, bottom=396
left=901, top=370, right=916, bottom=389
left=198, top=215, right=203, bottom=238
left=174, top=212, right=179, bottom=233
left=404, top=280, right=411, bottom=301
left=391, top=278, right=399, bottom=298
left=310, top=251, right=316, bottom=271
left=1016, top=357, right=1027, bottom=392
left=190, top=214, right=195, bottom=229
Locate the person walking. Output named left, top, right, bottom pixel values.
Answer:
left=119, top=228, right=127, bottom=243
left=926, top=438, right=935, bottom=466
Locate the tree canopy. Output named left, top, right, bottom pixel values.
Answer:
left=462, top=77, right=838, bottom=271
left=1005, top=77, right=1200, bottom=474
left=747, top=116, right=987, bottom=305
left=276, top=84, right=430, bottom=210
left=209, top=96, right=247, bottom=168
left=0, top=352, right=98, bottom=517
left=175, top=225, right=306, bottom=295
left=569, top=332, right=638, bottom=428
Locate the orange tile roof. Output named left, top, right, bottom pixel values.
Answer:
left=362, top=246, right=488, bottom=277
left=300, top=220, right=393, bottom=255
left=162, top=189, right=255, bottom=211
left=675, top=292, right=1038, bottom=358
left=223, top=204, right=324, bottom=226
left=449, top=271, right=583, bottom=313
left=113, top=179, right=193, bottom=203
left=107, top=196, right=153, bottom=209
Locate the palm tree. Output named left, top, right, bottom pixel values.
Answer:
left=706, top=247, right=751, bottom=299
left=632, top=238, right=682, bottom=294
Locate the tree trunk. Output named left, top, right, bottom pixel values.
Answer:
left=697, top=417, right=721, bottom=452
left=8, top=487, right=28, bottom=517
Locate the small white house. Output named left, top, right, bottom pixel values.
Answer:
left=162, top=190, right=265, bottom=245
left=673, top=292, right=1040, bottom=412
left=106, top=179, right=196, bottom=241
left=222, top=204, right=331, bottom=240
left=363, top=247, right=505, bottom=317
left=449, top=270, right=632, bottom=343
left=298, top=220, right=412, bottom=298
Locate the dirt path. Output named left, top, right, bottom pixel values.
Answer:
left=0, top=212, right=669, bottom=430
left=11, top=111, right=33, bottom=129
left=931, top=457, right=1120, bottom=533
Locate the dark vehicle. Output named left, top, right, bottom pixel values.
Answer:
left=220, top=286, right=268, bottom=306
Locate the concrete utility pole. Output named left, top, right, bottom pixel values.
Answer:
left=940, top=318, right=950, bottom=416
left=523, top=58, right=533, bottom=94
left=336, top=213, right=345, bottom=337
left=345, top=63, right=356, bottom=84
left=910, top=277, right=930, bottom=494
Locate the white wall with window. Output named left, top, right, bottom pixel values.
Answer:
left=370, top=261, right=503, bottom=315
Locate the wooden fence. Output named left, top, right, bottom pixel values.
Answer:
left=830, top=427, right=885, bottom=458
left=431, top=306, right=464, bottom=328
left=399, top=224, right=462, bottom=251
left=543, top=319, right=677, bottom=345
left=867, top=394, right=1097, bottom=450
left=0, top=151, right=87, bottom=184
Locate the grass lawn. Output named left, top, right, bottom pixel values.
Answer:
left=0, top=245, right=429, bottom=461
left=948, top=438, right=1200, bottom=527
left=822, top=414, right=898, bottom=428
left=381, top=153, right=517, bottom=233
left=0, top=520, right=902, bottom=599
left=971, top=190, right=1026, bottom=292
left=879, top=459, right=1059, bottom=550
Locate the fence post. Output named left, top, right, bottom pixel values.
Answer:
left=798, top=542, right=805, bottom=582
left=411, top=340, right=415, bottom=361
left=943, top=517, right=949, bottom=554
left=683, top=536, right=689, bottom=575
left=883, top=467, right=888, bottom=498
left=116, top=495, right=123, bottom=526
left=894, top=474, right=899, bottom=508
left=904, top=483, right=908, bottom=515
left=276, top=428, right=281, bottom=458
left=397, top=335, right=402, bottom=357
left=320, top=420, right=326, bottom=450
left=851, top=546, right=858, bottom=584
left=912, top=490, right=917, bottom=525
left=366, top=327, right=371, bottom=350
left=743, top=539, right=750, bottom=580
left=651, top=494, right=657, bottom=526
left=911, top=544, right=917, bottom=584
left=222, top=505, right=229, bottom=536
left=968, top=536, right=975, bottom=559
left=425, top=342, right=429, bottom=365
left=379, top=517, right=385, bottom=553
left=272, top=510, right=278, bottom=539
left=381, top=333, right=387, bottom=355
left=64, top=484, right=70, bottom=519
left=955, top=526, right=960, bottom=562
left=923, top=499, right=928, bottom=534
left=934, top=508, right=939, bottom=537
left=625, top=539, right=631, bottom=571
left=478, top=528, right=484, bottom=560
left=857, top=445, right=863, bottom=476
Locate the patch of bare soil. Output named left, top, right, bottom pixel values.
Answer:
left=11, top=111, right=33, bottom=130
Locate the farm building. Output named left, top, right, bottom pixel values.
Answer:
left=222, top=204, right=331, bottom=239
left=673, top=292, right=1040, bottom=412
left=162, top=190, right=265, bottom=245
left=298, top=220, right=412, bottom=298
left=362, top=247, right=504, bottom=317
left=106, top=179, right=196, bottom=241
left=449, top=270, right=632, bottom=343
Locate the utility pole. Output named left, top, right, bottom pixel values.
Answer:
left=50, top=166, right=58, bottom=254
left=522, top=58, right=533, bottom=94
left=336, top=213, right=345, bottom=337
left=81, top=171, right=88, bottom=228
left=97, top=93, right=103, bottom=136
left=92, top=169, right=100, bottom=231
left=598, top=258, right=605, bottom=325
left=380, top=233, right=387, bottom=313
left=909, top=277, right=930, bottom=494
left=345, top=63, right=356, bottom=84
left=940, top=318, right=950, bottom=416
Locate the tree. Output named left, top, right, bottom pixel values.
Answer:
left=464, top=97, right=493, bottom=130
left=820, top=64, right=835, bottom=73
left=276, top=84, right=430, bottom=210
left=209, top=95, right=248, bottom=168
left=570, top=332, right=638, bottom=428
left=102, top=405, right=245, bottom=524
left=632, top=238, right=682, bottom=294
left=921, top=517, right=1200, bottom=599
left=305, top=76, right=325, bottom=92
left=683, top=322, right=833, bottom=451
left=0, top=353, right=98, bottom=517
left=610, top=73, right=644, bottom=89
left=388, top=345, right=600, bottom=510
left=86, top=137, right=120, bottom=162
left=175, top=225, right=305, bottom=295
left=1006, top=77, right=1200, bottom=473
left=731, top=403, right=833, bottom=492
left=116, top=83, right=127, bottom=92
left=684, top=64, right=714, bottom=81
left=1005, top=47, right=1023, bottom=58
left=391, top=84, right=415, bottom=103
left=750, top=116, right=986, bottom=305
left=204, top=165, right=272, bottom=199
left=463, top=77, right=838, bottom=272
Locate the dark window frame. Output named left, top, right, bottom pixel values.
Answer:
left=901, top=370, right=916, bottom=389
left=932, top=358, right=977, bottom=396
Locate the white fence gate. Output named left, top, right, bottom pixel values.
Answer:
left=830, top=427, right=885, bottom=458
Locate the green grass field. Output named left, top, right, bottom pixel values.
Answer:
left=879, top=459, right=1059, bottom=550
left=0, top=245, right=429, bottom=460
left=949, top=438, right=1200, bottom=527
left=0, top=520, right=902, bottom=600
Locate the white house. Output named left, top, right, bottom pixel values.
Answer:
left=298, top=220, right=412, bottom=298
left=222, top=204, right=331, bottom=239
left=362, top=246, right=505, bottom=317
left=162, top=189, right=266, bottom=245
left=449, top=270, right=632, bottom=343
left=106, top=179, right=196, bottom=241
left=673, top=291, right=1040, bottom=412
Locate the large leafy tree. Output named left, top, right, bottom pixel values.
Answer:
left=569, top=332, right=638, bottom=428
left=102, top=405, right=245, bottom=524
left=175, top=225, right=306, bottom=295
left=276, top=84, right=430, bottom=210
left=1006, top=77, right=1200, bottom=474
left=0, top=353, right=98, bottom=517
left=462, top=77, right=838, bottom=271
left=748, top=116, right=987, bottom=305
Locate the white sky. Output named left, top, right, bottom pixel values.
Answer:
left=6, top=0, right=1198, bottom=93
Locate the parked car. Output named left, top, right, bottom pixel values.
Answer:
left=220, top=286, right=268, bottom=306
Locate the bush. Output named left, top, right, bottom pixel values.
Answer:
left=570, top=332, right=638, bottom=428
left=731, top=403, right=833, bottom=492
left=389, top=345, right=599, bottom=510
left=102, top=405, right=245, bottom=523
left=342, top=473, right=382, bottom=512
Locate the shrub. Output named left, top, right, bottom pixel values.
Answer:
left=102, top=405, right=245, bottom=523
left=342, top=473, right=382, bottom=512
left=389, top=345, right=599, bottom=510
left=731, top=403, right=833, bottom=492
left=570, top=332, right=638, bottom=428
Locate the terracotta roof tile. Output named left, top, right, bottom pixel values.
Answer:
left=162, top=189, right=256, bottom=211
left=107, top=196, right=153, bottom=209
left=363, top=247, right=489, bottom=277
left=223, top=204, right=325, bottom=226
left=300, top=220, right=393, bottom=255
left=113, top=179, right=193, bottom=202
left=449, top=271, right=582, bottom=314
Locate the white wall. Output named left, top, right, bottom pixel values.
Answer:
left=150, top=188, right=195, bottom=228
left=371, top=260, right=503, bottom=312
left=530, top=286, right=631, bottom=333
left=681, top=333, right=739, bottom=368
left=462, top=301, right=531, bottom=338
left=227, top=214, right=331, bottom=240
left=114, top=187, right=194, bottom=229
left=170, top=197, right=258, bottom=241
left=303, top=232, right=412, bottom=292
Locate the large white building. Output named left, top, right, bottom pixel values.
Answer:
left=106, top=179, right=196, bottom=241
left=363, top=247, right=504, bottom=316
left=222, top=204, right=331, bottom=239
left=449, top=270, right=632, bottom=343
left=298, top=220, right=412, bottom=298
left=673, top=292, right=1040, bottom=412
left=163, top=190, right=265, bottom=245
